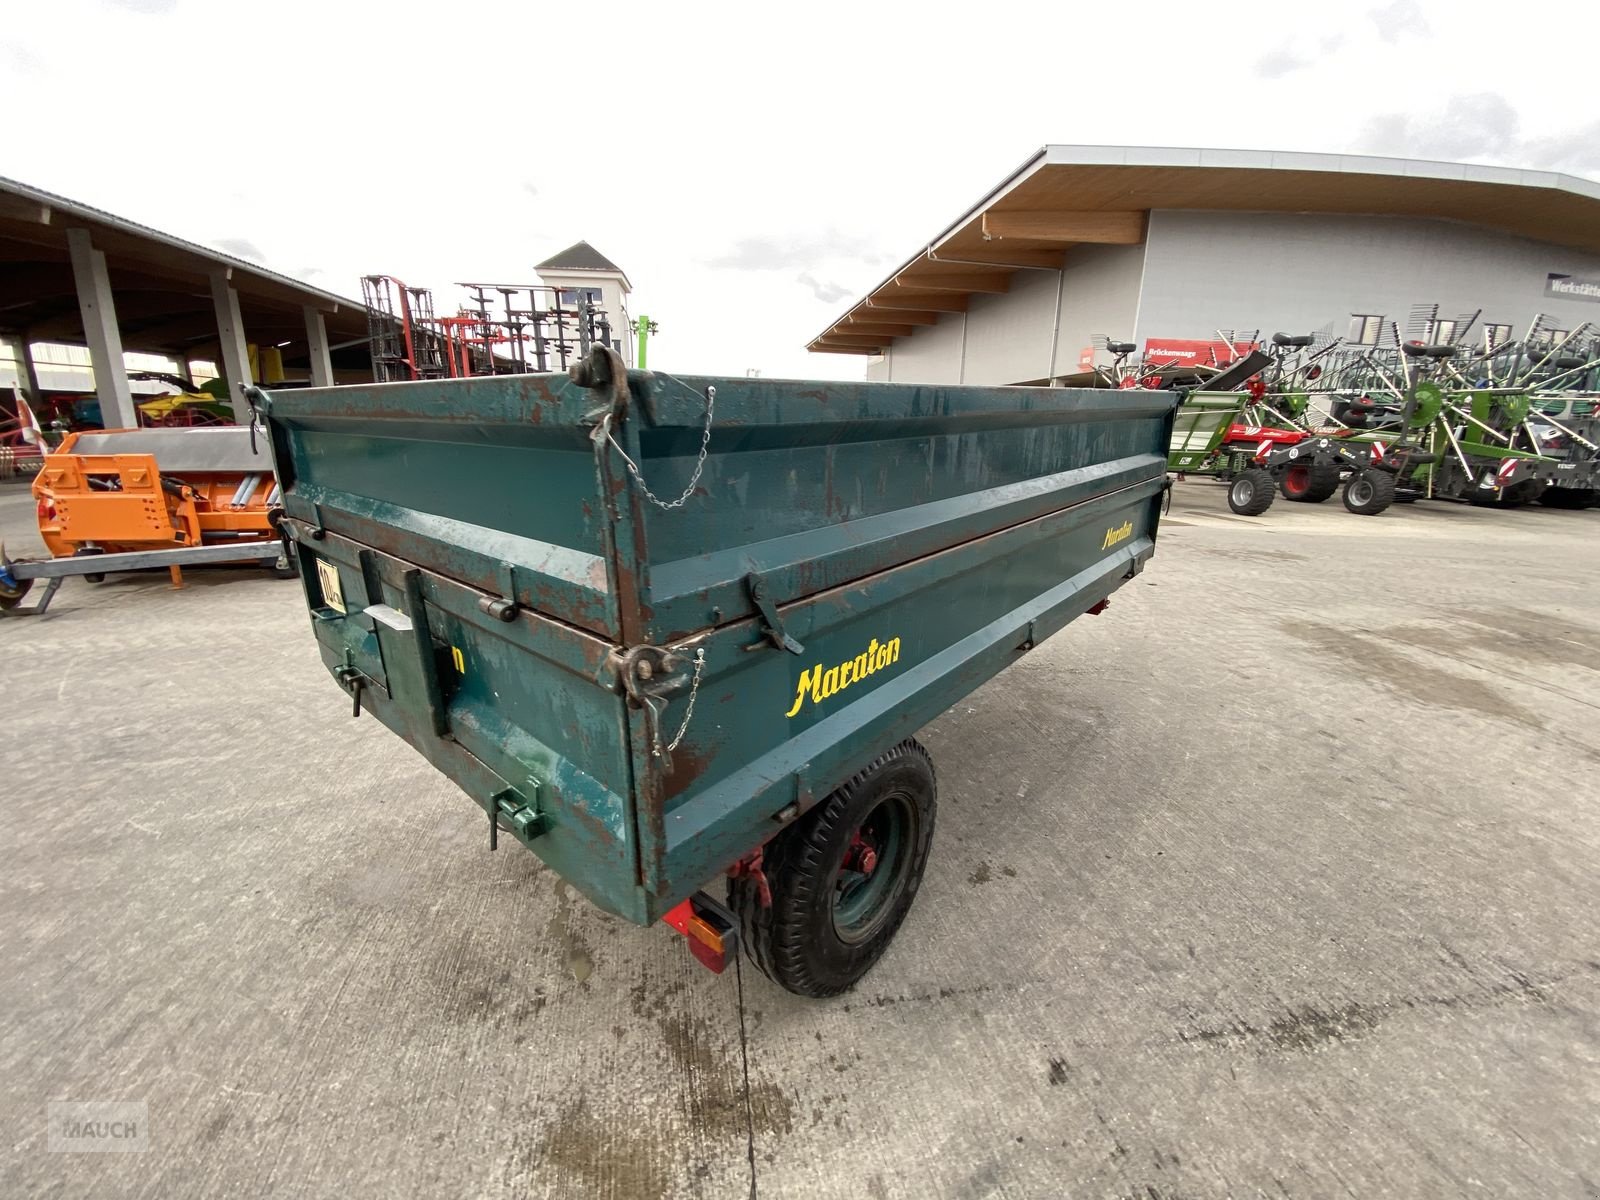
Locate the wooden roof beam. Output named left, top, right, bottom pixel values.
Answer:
left=868, top=291, right=967, bottom=313
left=981, top=210, right=1144, bottom=244
left=860, top=306, right=942, bottom=325
left=928, top=247, right=1068, bottom=270
left=841, top=321, right=917, bottom=338
left=893, top=269, right=1010, bottom=294
left=811, top=342, right=880, bottom=355
left=817, top=333, right=890, bottom=346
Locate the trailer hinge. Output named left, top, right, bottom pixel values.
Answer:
left=476, top=561, right=520, bottom=622
left=743, top=573, right=804, bottom=655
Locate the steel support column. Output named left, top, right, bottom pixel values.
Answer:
left=210, top=270, right=253, bottom=423
left=65, top=228, right=137, bottom=428
left=303, top=306, right=334, bottom=387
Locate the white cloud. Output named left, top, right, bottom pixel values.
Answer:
left=1369, top=0, right=1430, bottom=41
left=3, top=0, right=1598, bottom=381
left=796, top=272, right=851, bottom=304
left=1359, top=93, right=1600, bottom=174
left=1254, top=45, right=1310, bottom=79
left=213, top=237, right=266, bottom=263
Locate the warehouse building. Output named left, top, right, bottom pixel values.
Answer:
left=809, top=146, right=1600, bottom=384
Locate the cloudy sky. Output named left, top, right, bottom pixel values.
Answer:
left=4, top=0, right=1598, bottom=381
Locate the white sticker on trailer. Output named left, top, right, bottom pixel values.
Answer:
left=316, top=559, right=346, bottom=613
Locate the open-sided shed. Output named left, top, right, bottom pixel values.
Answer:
left=0, top=176, right=370, bottom=426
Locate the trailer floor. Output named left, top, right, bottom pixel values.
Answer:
left=3, top=478, right=1599, bottom=1200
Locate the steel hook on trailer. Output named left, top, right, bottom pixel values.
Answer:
left=609, top=643, right=707, bottom=768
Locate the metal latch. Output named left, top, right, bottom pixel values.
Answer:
left=333, top=664, right=375, bottom=717
left=743, top=573, right=804, bottom=655
left=489, top=786, right=547, bottom=848
left=610, top=644, right=705, bottom=770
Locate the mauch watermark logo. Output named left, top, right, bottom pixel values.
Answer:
left=48, top=1101, right=149, bottom=1153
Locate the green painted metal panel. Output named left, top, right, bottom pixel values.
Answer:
left=262, top=368, right=1177, bottom=925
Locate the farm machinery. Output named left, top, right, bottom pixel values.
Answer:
left=1129, top=309, right=1600, bottom=517
left=0, top=425, right=294, bottom=616
left=1258, top=314, right=1600, bottom=514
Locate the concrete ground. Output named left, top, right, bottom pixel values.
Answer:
left=3, top=477, right=1598, bottom=1200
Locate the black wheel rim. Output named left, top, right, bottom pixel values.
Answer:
left=831, top=792, right=914, bottom=944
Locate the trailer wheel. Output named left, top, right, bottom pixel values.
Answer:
left=0, top=576, right=33, bottom=611
left=1227, top=469, right=1275, bottom=516
left=1342, top=470, right=1396, bottom=515
left=731, top=739, right=937, bottom=998
left=83, top=573, right=106, bottom=584
left=1280, top=461, right=1340, bottom=503
left=1538, top=488, right=1592, bottom=509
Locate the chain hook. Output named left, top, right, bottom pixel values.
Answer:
left=603, top=378, right=715, bottom=511
left=654, top=647, right=706, bottom=757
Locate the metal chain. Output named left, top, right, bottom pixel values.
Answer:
left=654, top=648, right=706, bottom=758
left=603, top=381, right=715, bottom=510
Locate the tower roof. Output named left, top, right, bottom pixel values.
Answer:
left=535, top=240, right=630, bottom=288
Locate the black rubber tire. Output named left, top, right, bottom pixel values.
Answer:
left=1280, top=460, right=1341, bottom=503
left=0, top=577, right=33, bottom=611
left=83, top=572, right=106, bottom=584
left=1539, top=488, right=1591, bottom=509
left=1227, top=468, right=1276, bottom=516
left=730, top=739, right=937, bottom=998
left=1342, top=470, right=1397, bottom=515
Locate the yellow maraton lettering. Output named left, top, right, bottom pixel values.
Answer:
left=785, top=633, right=904, bottom=718
left=784, top=669, right=813, bottom=718
left=1101, top=520, right=1134, bottom=550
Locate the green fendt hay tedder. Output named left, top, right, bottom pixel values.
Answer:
left=1529, top=395, right=1600, bottom=508
left=257, top=348, right=1177, bottom=996
left=1153, top=311, right=1600, bottom=518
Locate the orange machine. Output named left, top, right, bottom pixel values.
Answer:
left=29, top=426, right=292, bottom=587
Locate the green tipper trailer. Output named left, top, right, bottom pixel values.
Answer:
left=257, top=349, right=1176, bottom=996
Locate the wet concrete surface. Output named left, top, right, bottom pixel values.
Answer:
left=2, top=478, right=1598, bottom=1198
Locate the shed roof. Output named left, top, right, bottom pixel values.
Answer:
left=0, top=175, right=371, bottom=363
left=809, top=146, right=1600, bottom=355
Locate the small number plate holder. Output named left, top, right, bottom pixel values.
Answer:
left=315, top=558, right=346, bottom=613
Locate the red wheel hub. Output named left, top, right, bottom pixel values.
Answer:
left=846, top=830, right=878, bottom=875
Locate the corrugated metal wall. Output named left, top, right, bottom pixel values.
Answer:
left=861, top=210, right=1600, bottom=385
left=961, top=268, right=1058, bottom=385
left=872, top=244, right=1146, bottom=385
left=1133, top=211, right=1600, bottom=344
left=873, top=311, right=965, bottom=383
left=1051, top=244, right=1145, bottom=374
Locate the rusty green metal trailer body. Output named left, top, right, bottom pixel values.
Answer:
left=260, top=365, right=1176, bottom=927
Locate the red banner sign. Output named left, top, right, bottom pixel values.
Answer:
left=1143, top=338, right=1258, bottom=368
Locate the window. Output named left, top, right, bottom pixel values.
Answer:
left=1348, top=314, right=1385, bottom=346
left=1484, top=323, right=1512, bottom=349
left=557, top=287, right=602, bottom=309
